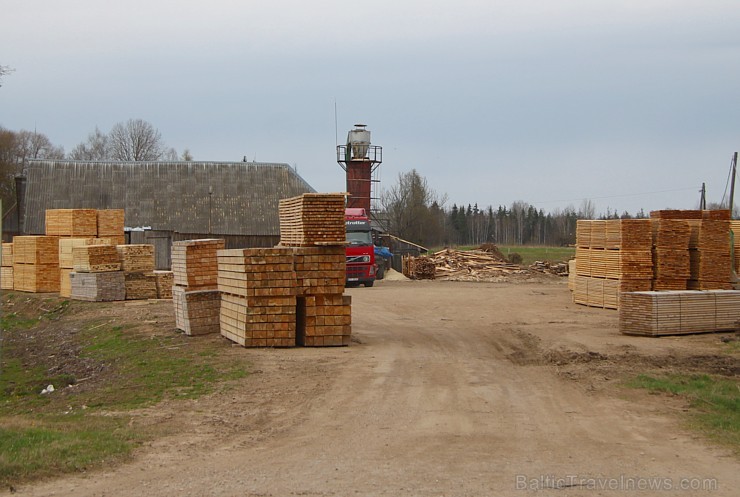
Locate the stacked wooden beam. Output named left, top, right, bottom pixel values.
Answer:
left=45, top=209, right=97, bottom=237
left=72, top=245, right=120, bottom=272
left=573, top=220, right=653, bottom=309
left=117, top=244, right=157, bottom=300
left=278, top=193, right=346, bottom=247
left=97, top=209, right=126, bottom=246
left=58, top=238, right=113, bottom=297
left=218, top=248, right=296, bottom=346
left=620, top=290, right=740, bottom=336
left=70, top=271, right=125, bottom=302
left=154, top=271, right=174, bottom=299
left=690, top=219, right=732, bottom=290
left=1, top=243, right=13, bottom=290
left=293, top=246, right=346, bottom=295
left=12, top=236, right=60, bottom=293
left=170, top=239, right=225, bottom=335
left=652, top=219, right=691, bottom=291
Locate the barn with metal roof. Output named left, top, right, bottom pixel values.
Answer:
left=3, top=160, right=316, bottom=268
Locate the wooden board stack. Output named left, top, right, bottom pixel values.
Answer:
left=97, top=209, right=126, bottom=246
left=731, top=220, right=740, bottom=273
left=1, top=243, right=13, bottom=290
left=59, top=238, right=113, bottom=297
left=172, top=287, right=221, bottom=335
left=278, top=193, right=347, bottom=247
left=70, top=271, right=125, bottom=302
left=45, top=209, right=97, bottom=237
left=218, top=248, right=296, bottom=346
left=652, top=219, right=691, bottom=291
left=12, top=236, right=60, bottom=293
left=171, top=239, right=224, bottom=289
left=620, top=290, right=740, bottom=336
left=116, top=244, right=157, bottom=300
left=154, top=271, right=174, bottom=299
left=293, top=247, right=346, bottom=295
left=573, top=220, right=653, bottom=309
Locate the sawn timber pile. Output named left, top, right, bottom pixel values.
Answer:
left=430, top=248, right=524, bottom=281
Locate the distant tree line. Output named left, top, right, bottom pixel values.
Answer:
left=380, top=170, right=654, bottom=249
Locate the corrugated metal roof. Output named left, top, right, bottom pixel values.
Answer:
left=22, top=160, right=316, bottom=236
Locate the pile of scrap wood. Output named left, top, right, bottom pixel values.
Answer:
left=420, top=248, right=524, bottom=281
left=530, top=261, right=569, bottom=276
left=402, top=255, right=436, bottom=280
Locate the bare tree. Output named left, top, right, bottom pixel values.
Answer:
left=578, top=198, right=596, bottom=219
left=0, top=64, right=14, bottom=87
left=381, top=169, right=445, bottom=244
left=68, top=126, right=110, bottom=160
left=108, top=119, right=165, bottom=161
left=181, top=148, right=193, bottom=161
left=15, top=130, right=65, bottom=160
left=163, top=147, right=179, bottom=161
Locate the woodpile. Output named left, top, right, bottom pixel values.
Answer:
left=97, top=209, right=126, bottom=246
left=299, top=294, right=352, bottom=347
left=123, top=272, right=158, bottom=300
left=59, top=238, right=112, bottom=269
left=652, top=219, right=691, bottom=291
left=620, top=290, right=740, bottom=336
left=278, top=193, right=347, bottom=247
left=529, top=261, right=568, bottom=276
left=45, top=209, right=97, bottom=237
left=72, top=245, right=121, bottom=272
left=218, top=248, right=297, bottom=346
left=1, top=243, right=12, bottom=290
left=70, top=271, right=126, bottom=302
left=402, top=255, right=436, bottom=280
left=171, top=239, right=225, bottom=335
left=293, top=246, right=345, bottom=296
left=154, top=271, right=174, bottom=299
left=171, top=239, right=224, bottom=289
left=172, top=287, right=221, bottom=336
left=116, top=244, right=155, bottom=273
left=12, top=236, right=60, bottom=292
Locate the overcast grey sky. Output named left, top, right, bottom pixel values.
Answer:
left=2, top=1, right=739, bottom=215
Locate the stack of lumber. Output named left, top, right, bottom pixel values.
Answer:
left=293, top=246, right=351, bottom=347
left=567, top=259, right=576, bottom=291
left=731, top=220, right=740, bottom=274
left=420, top=248, right=522, bottom=281
left=59, top=238, right=113, bottom=297
left=45, top=209, right=97, bottom=237
left=278, top=193, right=346, bottom=247
left=117, top=244, right=157, bottom=300
left=218, top=248, right=296, bottom=346
left=97, top=209, right=126, bottom=245
left=70, top=271, right=125, bottom=302
left=72, top=245, right=120, bottom=272
left=573, top=220, right=653, bottom=309
left=172, top=287, right=221, bottom=336
left=620, top=290, right=740, bottom=336
left=299, top=294, right=352, bottom=347
left=402, top=255, right=437, bottom=280
left=1, top=243, right=13, bottom=290
left=652, top=219, right=691, bottom=291
left=12, top=236, right=60, bottom=292
left=154, top=271, right=174, bottom=299
left=171, top=239, right=224, bottom=334
left=171, top=239, right=224, bottom=290
left=293, top=246, right=345, bottom=295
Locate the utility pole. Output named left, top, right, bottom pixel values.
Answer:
left=730, top=152, right=738, bottom=218
left=700, top=183, right=706, bottom=210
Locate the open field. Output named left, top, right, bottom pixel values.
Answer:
left=498, top=245, right=576, bottom=265
left=3, top=278, right=739, bottom=496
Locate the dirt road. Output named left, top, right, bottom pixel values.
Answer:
left=13, top=279, right=740, bottom=496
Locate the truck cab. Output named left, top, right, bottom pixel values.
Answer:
left=345, top=208, right=376, bottom=287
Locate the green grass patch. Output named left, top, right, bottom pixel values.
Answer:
left=628, top=374, right=740, bottom=452
left=0, top=297, right=249, bottom=485
left=498, top=246, right=575, bottom=266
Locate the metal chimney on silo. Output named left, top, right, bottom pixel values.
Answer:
left=337, top=124, right=382, bottom=215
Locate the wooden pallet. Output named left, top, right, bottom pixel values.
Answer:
left=70, top=271, right=125, bottom=301
left=45, top=209, right=97, bottom=237
left=171, top=239, right=224, bottom=289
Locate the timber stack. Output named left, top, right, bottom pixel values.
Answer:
left=620, top=290, right=740, bottom=336
left=154, top=271, right=174, bottom=299
left=731, top=220, right=740, bottom=273
left=171, top=239, right=224, bottom=336
left=278, top=193, right=346, bottom=246
left=651, top=219, right=691, bottom=290
left=69, top=245, right=123, bottom=301
left=1, top=243, right=13, bottom=290
left=573, top=219, right=653, bottom=309
left=97, top=209, right=126, bottom=246
left=13, top=236, right=60, bottom=293
left=117, top=244, right=157, bottom=300
left=60, top=238, right=112, bottom=297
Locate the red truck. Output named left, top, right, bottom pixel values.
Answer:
left=344, top=208, right=376, bottom=287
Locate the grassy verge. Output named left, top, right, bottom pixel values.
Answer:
left=498, top=246, right=575, bottom=266
left=627, top=374, right=740, bottom=453
left=0, top=294, right=248, bottom=486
